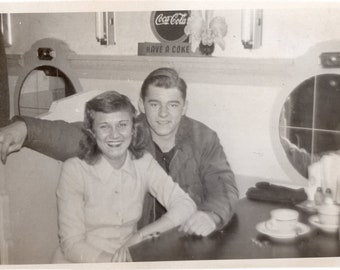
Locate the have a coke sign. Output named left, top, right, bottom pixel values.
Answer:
left=138, top=10, right=194, bottom=56
left=151, top=10, right=189, bottom=43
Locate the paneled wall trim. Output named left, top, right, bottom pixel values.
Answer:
left=7, top=53, right=293, bottom=87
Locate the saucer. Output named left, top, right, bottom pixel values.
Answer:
left=308, top=215, right=339, bottom=233
left=296, top=200, right=318, bottom=214
left=256, top=221, right=310, bottom=242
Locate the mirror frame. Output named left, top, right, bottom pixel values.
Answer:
left=271, top=40, right=340, bottom=187
left=14, top=38, right=82, bottom=115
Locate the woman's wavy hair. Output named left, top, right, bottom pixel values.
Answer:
left=78, top=91, right=146, bottom=165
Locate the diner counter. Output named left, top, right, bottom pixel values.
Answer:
left=130, top=198, right=340, bottom=261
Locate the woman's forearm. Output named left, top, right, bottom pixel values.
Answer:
left=126, top=215, right=176, bottom=248
left=138, top=215, right=175, bottom=239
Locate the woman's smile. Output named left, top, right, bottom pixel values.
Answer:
left=106, top=140, right=124, bottom=147
left=92, top=111, right=133, bottom=168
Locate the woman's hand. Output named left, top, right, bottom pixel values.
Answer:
left=111, top=246, right=132, bottom=262
left=99, top=231, right=160, bottom=263
left=108, top=232, right=142, bottom=262
left=123, top=232, right=144, bottom=247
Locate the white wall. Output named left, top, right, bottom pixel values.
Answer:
left=6, top=9, right=340, bottom=58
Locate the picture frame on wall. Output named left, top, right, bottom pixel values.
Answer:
left=0, top=13, right=12, bottom=47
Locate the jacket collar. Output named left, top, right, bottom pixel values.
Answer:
left=138, top=114, right=194, bottom=178
left=175, top=115, right=192, bottom=149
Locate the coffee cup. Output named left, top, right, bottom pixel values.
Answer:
left=265, top=208, right=299, bottom=233
left=317, top=203, right=340, bottom=226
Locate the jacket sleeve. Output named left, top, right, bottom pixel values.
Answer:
left=16, top=116, right=83, bottom=161
left=145, top=155, right=197, bottom=226
left=198, top=132, right=239, bottom=229
left=57, top=159, right=103, bottom=263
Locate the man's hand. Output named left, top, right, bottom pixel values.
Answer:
left=178, top=211, right=219, bottom=237
left=0, top=121, right=27, bottom=164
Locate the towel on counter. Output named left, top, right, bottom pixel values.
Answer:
left=246, top=181, right=307, bottom=204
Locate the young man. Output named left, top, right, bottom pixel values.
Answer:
left=0, top=68, right=238, bottom=237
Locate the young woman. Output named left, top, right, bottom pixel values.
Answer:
left=53, top=91, right=196, bottom=263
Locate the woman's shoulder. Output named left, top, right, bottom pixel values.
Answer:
left=62, top=157, right=89, bottom=171
left=134, top=151, right=153, bottom=163
left=63, top=156, right=82, bottom=165
left=59, top=157, right=89, bottom=188
left=132, top=151, right=156, bottom=169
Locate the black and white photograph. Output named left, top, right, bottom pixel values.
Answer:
left=0, top=0, right=340, bottom=269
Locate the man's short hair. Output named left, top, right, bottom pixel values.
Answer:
left=140, top=67, right=187, bottom=100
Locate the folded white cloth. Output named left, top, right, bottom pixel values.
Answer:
left=307, top=151, right=340, bottom=203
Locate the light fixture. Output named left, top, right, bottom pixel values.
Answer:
left=241, top=9, right=263, bottom=49
left=95, top=12, right=116, bottom=46
left=0, top=13, right=12, bottom=47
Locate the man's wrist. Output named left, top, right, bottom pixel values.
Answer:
left=136, top=231, right=145, bottom=241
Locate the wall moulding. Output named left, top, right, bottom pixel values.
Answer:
left=7, top=53, right=293, bottom=87
left=6, top=54, right=23, bottom=75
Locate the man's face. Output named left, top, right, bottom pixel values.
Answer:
left=140, top=85, right=187, bottom=139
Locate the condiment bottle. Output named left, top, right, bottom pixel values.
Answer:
left=314, top=187, right=324, bottom=205
left=324, top=188, right=334, bottom=204
left=335, top=178, right=340, bottom=204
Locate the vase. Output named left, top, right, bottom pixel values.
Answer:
left=199, top=42, right=215, bottom=56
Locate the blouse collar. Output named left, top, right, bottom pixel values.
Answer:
left=93, top=151, right=137, bottom=184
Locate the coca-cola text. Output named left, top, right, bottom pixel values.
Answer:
left=155, top=13, right=187, bottom=26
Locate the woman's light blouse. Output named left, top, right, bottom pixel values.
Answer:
left=57, top=151, right=196, bottom=263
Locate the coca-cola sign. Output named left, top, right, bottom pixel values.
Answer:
left=151, top=10, right=189, bottom=43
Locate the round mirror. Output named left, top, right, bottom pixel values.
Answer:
left=18, top=66, right=76, bottom=117
left=280, top=73, right=340, bottom=178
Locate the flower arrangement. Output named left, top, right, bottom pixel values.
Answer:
left=184, top=11, right=228, bottom=55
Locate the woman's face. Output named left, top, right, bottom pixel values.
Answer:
left=92, top=110, right=133, bottom=168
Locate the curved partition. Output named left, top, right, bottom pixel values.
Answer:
left=0, top=31, right=9, bottom=127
